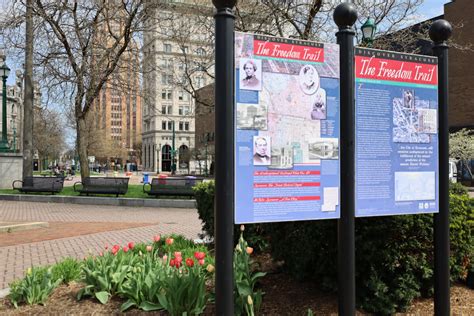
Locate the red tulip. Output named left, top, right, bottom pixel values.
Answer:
left=198, top=259, right=205, bottom=266
left=153, top=235, right=161, bottom=242
left=194, top=251, right=206, bottom=260
left=174, top=251, right=182, bottom=258
left=146, top=245, right=153, bottom=252
left=111, top=247, right=119, bottom=255
left=123, top=246, right=129, bottom=253
left=170, top=259, right=176, bottom=267
left=128, top=242, right=135, bottom=250
left=175, top=260, right=182, bottom=268
left=186, top=258, right=194, bottom=267
left=246, top=247, right=254, bottom=255
left=166, top=238, right=174, bottom=245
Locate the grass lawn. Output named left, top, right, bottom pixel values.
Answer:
left=0, top=184, right=166, bottom=199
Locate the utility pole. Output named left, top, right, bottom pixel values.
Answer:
left=22, top=0, right=34, bottom=179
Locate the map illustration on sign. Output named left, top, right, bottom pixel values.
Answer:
left=354, top=47, right=439, bottom=217
left=234, top=32, right=341, bottom=224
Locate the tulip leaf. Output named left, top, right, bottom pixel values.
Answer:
left=139, top=301, right=163, bottom=311
left=95, top=291, right=110, bottom=304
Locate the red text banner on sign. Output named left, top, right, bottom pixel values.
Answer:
left=355, top=55, right=438, bottom=85
left=254, top=40, right=325, bottom=63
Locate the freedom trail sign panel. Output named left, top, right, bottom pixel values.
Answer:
left=354, top=47, right=439, bottom=217
left=234, top=32, right=341, bottom=224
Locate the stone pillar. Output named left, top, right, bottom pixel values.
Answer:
left=0, top=153, right=23, bottom=189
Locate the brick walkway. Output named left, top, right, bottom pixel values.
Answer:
left=0, top=201, right=203, bottom=289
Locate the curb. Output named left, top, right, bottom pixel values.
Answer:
left=0, top=194, right=196, bottom=209
left=0, top=222, right=49, bottom=233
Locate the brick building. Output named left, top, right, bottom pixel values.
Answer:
left=443, top=0, right=474, bottom=130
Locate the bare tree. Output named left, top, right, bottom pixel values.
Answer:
left=1, top=0, right=146, bottom=179
left=22, top=0, right=34, bottom=179
left=33, top=107, right=65, bottom=168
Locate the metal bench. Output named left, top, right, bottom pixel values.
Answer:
left=143, top=177, right=203, bottom=198
left=73, top=177, right=129, bottom=197
left=12, top=176, right=64, bottom=194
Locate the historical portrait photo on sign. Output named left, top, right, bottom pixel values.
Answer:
left=253, top=135, right=271, bottom=165
left=240, top=58, right=262, bottom=91
left=299, top=64, right=320, bottom=95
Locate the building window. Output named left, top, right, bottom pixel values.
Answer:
left=161, top=74, right=173, bottom=85
left=164, top=43, right=172, bottom=53
left=161, top=89, right=172, bottom=100
left=162, top=105, right=172, bottom=115
left=179, top=122, right=184, bottom=131
left=178, top=90, right=189, bottom=101
left=185, top=122, right=190, bottom=131
left=162, top=121, right=166, bottom=130
left=168, top=121, right=173, bottom=130
left=179, top=106, right=190, bottom=116
left=196, top=47, right=205, bottom=55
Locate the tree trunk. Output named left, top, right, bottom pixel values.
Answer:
left=76, top=116, right=90, bottom=179
left=22, top=0, right=34, bottom=179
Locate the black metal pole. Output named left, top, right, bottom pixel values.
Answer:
left=429, top=19, right=452, bottom=316
left=334, top=3, right=357, bottom=315
left=213, top=0, right=235, bottom=315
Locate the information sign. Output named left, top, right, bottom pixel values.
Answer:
left=355, top=47, right=439, bottom=217
left=234, top=32, right=341, bottom=224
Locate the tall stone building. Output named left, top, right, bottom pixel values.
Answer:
left=142, top=0, right=213, bottom=173
left=91, top=7, right=143, bottom=165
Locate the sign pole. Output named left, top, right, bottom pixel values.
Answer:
left=213, top=0, right=236, bottom=314
left=429, top=19, right=452, bottom=316
left=333, top=3, right=357, bottom=315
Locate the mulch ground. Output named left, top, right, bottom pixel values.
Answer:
left=0, top=222, right=157, bottom=247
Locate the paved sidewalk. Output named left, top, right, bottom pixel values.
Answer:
left=0, top=201, right=203, bottom=289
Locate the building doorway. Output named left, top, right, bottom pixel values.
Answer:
left=161, top=145, right=172, bottom=172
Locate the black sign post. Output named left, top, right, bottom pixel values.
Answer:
left=333, top=3, right=357, bottom=315
left=429, top=19, right=452, bottom=316
left=213, top=0, right=236, bottom=315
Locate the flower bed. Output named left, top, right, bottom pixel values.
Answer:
left=5, top=230, right=265, bottom=315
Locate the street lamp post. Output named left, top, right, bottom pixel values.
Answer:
left=361, top=17, right=376, bottom=47
left=0, top=61, right=11, bottom=152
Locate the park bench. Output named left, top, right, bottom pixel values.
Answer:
left=143, top=177, right=203, bottom=198
left=12, top=176, right=64, bottom=194
left=73, top=177, right=129, bottom=197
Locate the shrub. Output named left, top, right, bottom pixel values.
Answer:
left=8, top=266, right=60, bottom=308
left=266, top=189, right=474, bottom=314
left=194, top=181, right=269, bottom=251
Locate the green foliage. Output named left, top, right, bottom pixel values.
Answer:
left=158, top=264, right=209, bottom=316
left=194, top=181, right=269, bottom=252
left=8, top=266, right=61, bottom=308
left=449, top=181, right=469, bottom=196
left=77, top=250, right=139, bottom=304
left=265, top=189, right=474, bottom=314
left=51, top=257, right=82, bottom=285
left=233, top=230, right=266, bottom=316
left=450, top=128, right=474, bottom=161
left=118, top=253, right=165, bottom=312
